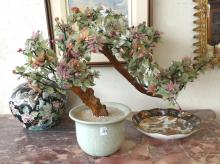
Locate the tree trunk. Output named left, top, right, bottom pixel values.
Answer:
left=71, top=86, right=108, bottom=117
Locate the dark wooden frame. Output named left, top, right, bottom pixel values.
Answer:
left=149, top=0, right=153, bottom=26
left=44, top=0, right=56, bottom=51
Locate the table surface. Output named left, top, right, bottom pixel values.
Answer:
left=0, top=110, right=220, bottom=164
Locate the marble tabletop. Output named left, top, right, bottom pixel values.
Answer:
left=0, top=110, right=220, bottom=164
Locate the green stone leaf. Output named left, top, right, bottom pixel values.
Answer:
left=83, top=80, right=91, bottom=88
left=45, top=86, right=55, bottom=94
left=157, top=87, right=169, bottom=99
left=84, top=55, right=91, bottom=62
left=15, top=66, right=25, bottom=73
left=81, top=85, right=87, bottom=92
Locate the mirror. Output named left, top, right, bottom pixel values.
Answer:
left=207, top=0, right=220, bottom=55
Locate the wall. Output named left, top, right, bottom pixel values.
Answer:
left=1, top=0, right=220, bottom=120
left=0, top=0, right=48, bottom=114
left=152, top=0, right=195, bottom=66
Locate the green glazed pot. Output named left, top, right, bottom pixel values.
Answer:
left=69, top=102, right=131, bottom=157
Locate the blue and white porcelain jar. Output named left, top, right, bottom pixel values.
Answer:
left=9, top=83, right=66, bottom=130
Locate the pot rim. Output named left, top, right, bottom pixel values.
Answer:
left=69, top=102, right=131, bottom=125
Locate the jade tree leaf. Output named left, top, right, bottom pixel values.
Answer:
left=15, top=66, right=26, bottom=73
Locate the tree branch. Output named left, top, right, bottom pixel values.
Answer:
left=100, top=45, right=162, bottom=98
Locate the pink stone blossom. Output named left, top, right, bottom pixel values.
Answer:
left=56, top=61, right=70, bottom=80
left=166, top=81, right=177, bottom=92
left=32, top=31, right=40, bottom=40
left=148, top=84, right=157, bottom=95
left=49, top=40, right=55, bottom=45
left=52, top=101, right=61, bottom=109
left=183, top=56, right=192, bottom=62
left=67, top=50, right=81, bottom=59
left=17, top=48, right=24, bottom=53
left=87, top=36, right=103, bottom=53
left=57, top=34, right=64, bottom=41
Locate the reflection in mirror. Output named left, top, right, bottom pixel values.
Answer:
left=208, top=0, right=220, bottom=55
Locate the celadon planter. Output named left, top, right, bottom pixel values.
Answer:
left=69, top=102, right=131, bottom=157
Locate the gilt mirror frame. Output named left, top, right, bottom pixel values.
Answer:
left=193, top=0, right=208, bottom=56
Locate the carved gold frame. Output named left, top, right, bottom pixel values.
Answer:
left=193, top=0, right=208, bottom=56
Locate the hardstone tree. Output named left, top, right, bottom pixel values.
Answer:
left=14, top=7, right=217, bottom=117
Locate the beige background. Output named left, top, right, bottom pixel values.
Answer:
left=1, top=0, right=220, bottom=120
left=0, top=0, right=48, bottom=114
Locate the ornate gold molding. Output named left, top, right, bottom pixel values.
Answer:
left=193, top=0, right=208, bottom=55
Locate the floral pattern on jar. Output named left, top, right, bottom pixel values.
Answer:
left=9, top=83, right=66, bottom=130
